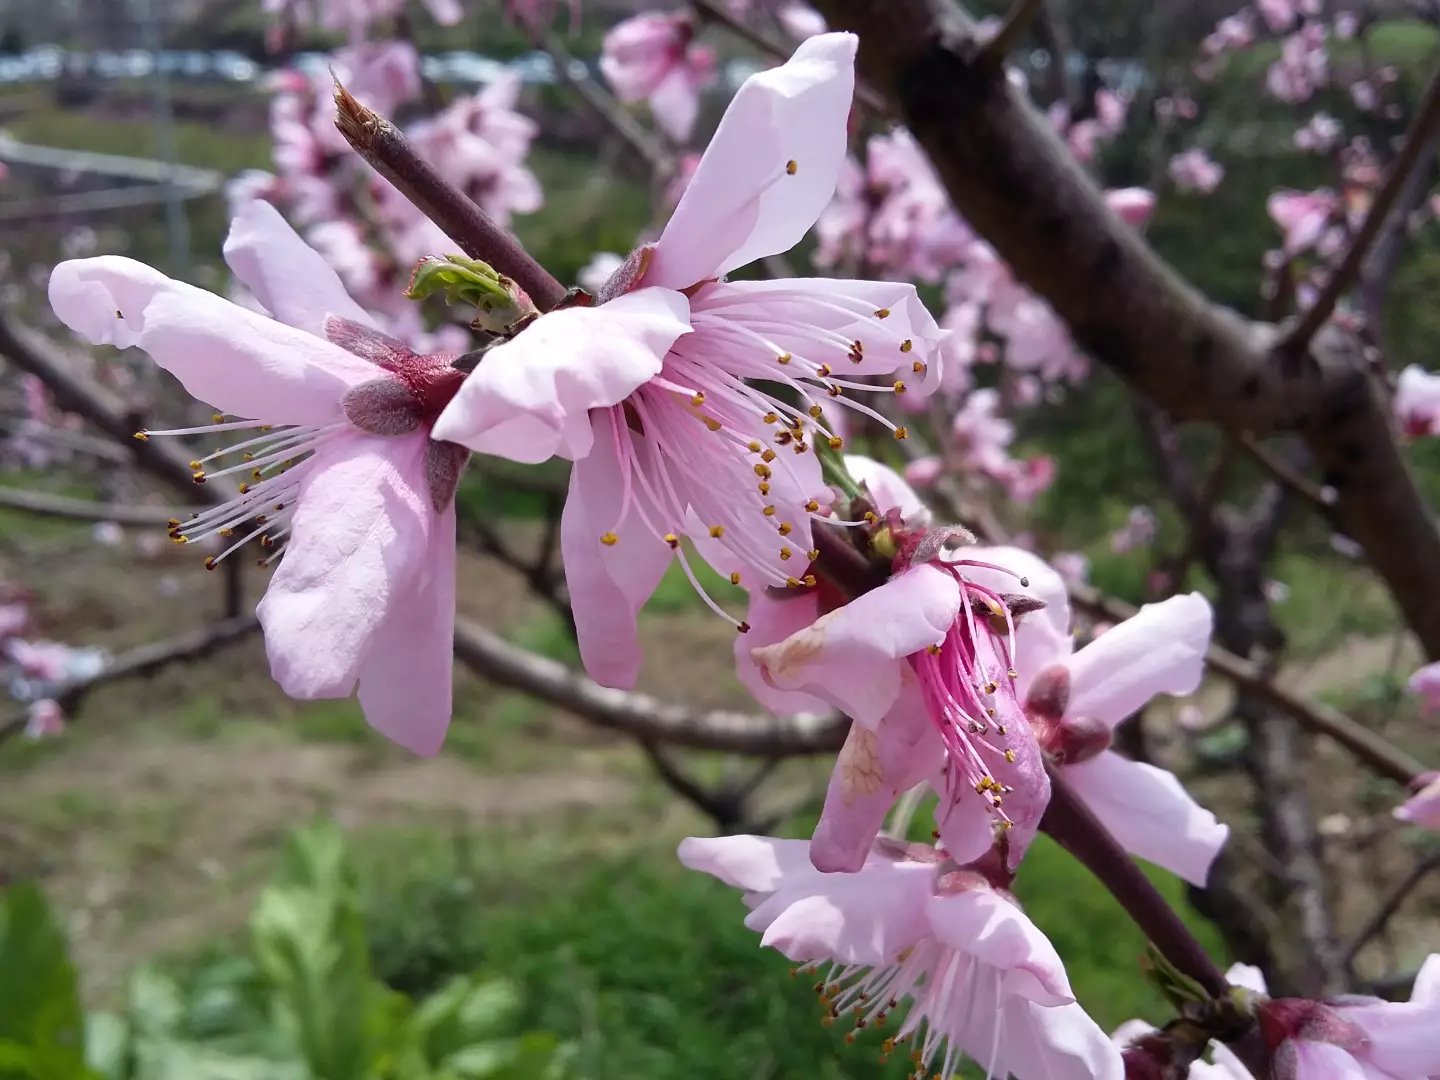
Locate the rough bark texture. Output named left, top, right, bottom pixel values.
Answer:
left=810, top=0, right=1440, bottom=657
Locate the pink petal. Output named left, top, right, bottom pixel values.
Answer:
left=733, top=588, right=829, bottom=716
left=1339, top=995, right=1440, bottom=1078
left=1284, top=1040, right=1368, bottom=1080
left=925, top=888, right=1075, bottom=1006
left=648, top=65, right=702, bottom=142
left=1065, top=592, right=1212, bottom=728
left=223, top=199, right=375, bottom=337
left=810, top=686, right=944, bottom=872
left=845, top=453, right=928, bottom=521
left=991, top=998, right=1126, bottom=1080
left=1410, top=954, right=1440, bottom=1004
left=257, top=431, right=435, bottom=699
left=1225, top=962, right=1269, bottom=995
left=49, top=256, right=375, bottom=426
left=354, top=502, right=456, bottom=756
left=559, top=429, right=672, bottom=688
left=431, top=287, right=690, bottom=463
left=748, top=849, right=934, bottom=965
left=677, top=834, right=814, bottom=893
left=1393, top=774, right=1440, bottom=828
left=650, top=32, right=857, bottom=288
left=962, top=546, right=1073, bottom=698
left=1064, top=752, right=1228, bottom=886
left=751, top=563, right=961, bottom=727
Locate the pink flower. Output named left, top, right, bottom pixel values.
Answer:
left=0, top=602, right=27, bottom=641
left=435, top=33, right=942, bottom=689
left=1169, top=148, right=1225, bottom=195
left=1021, top=592, right=1227, bottom=885
left=1110, top=505, right=1157, bottom=553
left=23, top=699, right=66, bottom=741
left=1395, top=772, right=1440, bottom=829
left=1253, top=957, right=1440, bottom=1080
left=601, top=12, right=718, bottom=142
left=1106, top=188, right=1155, bottom=227
left=1051, top=552, right=1088, bottom=587
left=1394, top=365, right=1440, bottom=437
left=750, top=543, right=1057, bottom=873
left=49, top=200, right=467, bottom=755
left=1407, top=660, right=1440, bottom=713
left=678, top=834, right=1123, bottom=1080
left=1294, top=112, right=1341, bottom=153
left=6, top=639, right=75, bottom=682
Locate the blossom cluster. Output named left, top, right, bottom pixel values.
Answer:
left=39, top=14, right=1440, bottom=1079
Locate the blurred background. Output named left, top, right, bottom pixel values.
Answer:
left=1, top=1, right=1437, bottom=1077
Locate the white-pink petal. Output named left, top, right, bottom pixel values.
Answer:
left=677, top=834, right=815, bottom=893
left=925, top=888, right=1075, bottom=1006
left=1065, top=592, right=1212, bottom=728
left=1064, top=752, right=1228, bottom=886
left=49, top=256, right=376, bottom=426
left=733, top=588, right=829, bottom=716
left=751, top=563, right=961, bottom=727
left=650, top=32, right=857, bottom=288
left=223, top=198, right=376, bottom=337
left=431, top=287, right=690, bottom=463
left=845, top=453, right=928, bottom=522
left=258, top=431, right=436, bottom=701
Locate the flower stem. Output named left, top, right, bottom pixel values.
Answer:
left=1040, top=765, right=1227, bottom=999
left=332, top=81, right=567, bottom=312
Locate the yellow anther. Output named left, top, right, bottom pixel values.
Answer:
left=912, top=360, right=927, bottom=374
left=171, top=535, right=188, bottom=545
left=875, top=307, right=891, bottom=318
left=748, top=440, right=763, bottom=453
left=806, top=548, right=819, bottom=561
left=211, top=413, right=224, bottom=423
left=251, top=469, right=263, bottom=480
left=730, top=571, right=742, bottom=585
left=984, top=681, right=997, bottom=695
left=192, top=470, right=206, bottom=484
left=237, top=482, right=250, bottom=495
left=893, top=381, right=907, bottom=393
left=808, top=404, right=824, bottom=419
left=1004, top=749, right=1017, bottom=763
left=900, top=339, right=913, bottom=353
left=204, top=557, right=217, bottom=571
left=664, top=533, right=680, bottom=548
left=803, top=574, right=816, bottom=587
left=166, top=518, right=180, bottom=529
left=754, top=463, right=772, bottom=479
left=828, top=436, right=844, bottom=450
left=786, top=576, right=802, bottom=588
left=219, top=528, right=235, bottom=538
left=785, top=159, right=798, bottom=175
left=761, top=448, right=777, bottom=463
left=927, top=644, right=942, bottom=655
left=737, top=621, right=751, bottom=634
left=805, top=499, right=820, bottom=513
left=709, top=525, right=726, bottom=538
left=817, top=364, right=832, bottom=377
left=894, top=426, right=909, bottom=440
left=827, top=385, right=842, bottom=397
left=997, top=725, right=1008, bottom=735
left=133, top=431, right=150, bottom=441
left=758, top=482, right=770, bottom=495
left=777, top=352, right=792, bottom=365
left=704, top=417, right=722, bottom=432
left=864, top=511, right=879, bottom=524
left=780, top=547, right=793, bottom=560
left=763, top=411, right=779, bottom=424
left=691, top=391, right=706, bottom=406
left=242, top=452, right=255, bottom=462
left=600, top=531, right=619, bottom=546
left=763, top=505, right=777, bottom=517
left=1007, top=668, right=1019, bottom=679
left=778, top=522, right=793, bottom=536
left=844, top=1033, right=857, bottom=1045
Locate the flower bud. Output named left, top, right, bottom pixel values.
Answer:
left=406, top=253, right=535, bottom=332
left=1257, top=998, right=1370, bottom=1056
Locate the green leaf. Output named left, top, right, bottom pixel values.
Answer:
left=0, top=883, right=92, bottom=1079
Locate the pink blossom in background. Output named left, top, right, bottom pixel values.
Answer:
left=750, top=542, right=1057, bottom=872
left=577, top=251, right=625, bottom=294
left=663, top=151, right=701, bottom=207
left=1334, top=10, right=1361, bottom=39
left=1106, top=187, right=1155, bottom=227
left=1202, top=11, right=1256, bottom=59
left=1395, top=773, right=1440, bottom=829
left=0, top=601, right=27, bottom=641
left=436, top=34, right=944, bottom=690
left=1109, top=505, right=1157, bottom=553
left=1055, top=89, right=1129, bottom=164
left=1407, top=661, right=1440, bottom=712
left=679, top=835, right=1123, bottom=1080
left=91, top=521, right=124, bottom=547
left=601, top=12, right=717, bottom=142
left=1293, top=112, right=1341, bottom=153
left=1168, top=148, right=1225, bottom=195
left=1394, top=365, right=1440, bottom=437
left=1257, top=0, right=1316, bottom=32
left=50, top=200, right=469, bottom=756
left=1350, top=79, right=1380, bottom=111
left=23, top=699, right=66, bottom=740
left=1266, top=24, right=1328, bottom=104
left=903, top=455, right=944, bottom=489
left=1267, top=189, right=1340, bottom=258
left=725, top=0, right=825, bottom=39
left=1022, top=592, right=1227, bottom=885
left=1052, top=551, right=1088, bottom=587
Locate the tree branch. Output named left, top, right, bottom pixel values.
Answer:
left=1283, top=62, right=1440, bottom=351
left=0, top=615, right=260, bottom=745
left=451, top=618, right=846, bottom=755
left=0, top=486, right=186, bottom=527
left=1342, top=851, right=1440, bottom=973
left=981, top=0, right=1044, bottom=62
left=332, top=83, right=567, bottom=310
left=811, top=0, right=1440, bottom=660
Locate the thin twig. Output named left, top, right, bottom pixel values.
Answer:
left=452, top=618, right=846, bottom=755
left=0, top=615, right=261, bottom=745
left=0, top=486, right=186, bottom=526
left=1235, top=433, right=1337, bottom=511
left=1282, top=62, right=1440, bottom=351
left=1040, top=766, right=1228, bottom=998
left=981, top=0, right=1045, bottom=63
left=1342, top=851, right=1440, bottom=972
left=332, top=82, right=567, bottom=311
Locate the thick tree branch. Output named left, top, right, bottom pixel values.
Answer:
left=452, top=618, right=846, bottom=755
left=1284, top=62, right=1440, bottom=351
left=981, top=0, right=1044, bottom=62
left=0, top=486, right=184, bottom=527
left=333, top=83, right=567, bottom=310
left=811, top=0, right=1440, bottom=659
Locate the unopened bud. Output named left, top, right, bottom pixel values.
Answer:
left=1024, top=664, right=1070, bottom=722
left=1041, top=713, right=1111, bottom=765
left=1257, top=999, right=1369, bottom=1056
left=406, top=254, right=535, bottom=332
